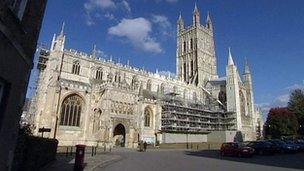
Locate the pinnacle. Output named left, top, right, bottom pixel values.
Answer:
left=228, top=47, right=235, bottom=66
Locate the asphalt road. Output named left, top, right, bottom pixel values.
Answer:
left=95, top=149, right=304, bottom=171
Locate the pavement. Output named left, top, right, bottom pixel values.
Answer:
left=95, top=149, right=304, bottom=171
left=43, top=148, right=304, bottom=171
left=43, top=151, right=121, bottom=171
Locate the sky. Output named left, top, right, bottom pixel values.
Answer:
left=27, top=0, right=304, bottom=120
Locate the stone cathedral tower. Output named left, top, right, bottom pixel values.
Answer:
left=176, top=4, right=218, bottom=86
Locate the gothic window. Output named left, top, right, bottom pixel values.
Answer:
left=183, top=62, right=186, bottom=81
left=190, top=39, right=193, bottom=50
left=114, top=72, right=118, bottom=82
left=95, top=68, right=103, bottom=80
left=190, top=60, right=194, bottom=77
left=239, top=90, right=246, bottom=116
left=218, top=91, right=227, bottom=104
left=193, top=92, right=197, bottom=101
left=183, top=41, right=186, bottom=53
left=144, top=107, right=152, bottom=127
left=160, top=83, right=165, bottom=94
left=131, top=75, right=138, bottom=88
left=72, top=61, right=80, bottom=75
left=146, top=79, right=152, bottom=91
left=60, top=94, right=83, bottom=127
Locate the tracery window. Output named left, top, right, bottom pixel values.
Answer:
left=72, top=61, right=80, bottom=75
left=95, top=68, right=103, bottom=80
left=144, top=107, right=152, bottom=127
left=60, top=94, right=83, bottom=126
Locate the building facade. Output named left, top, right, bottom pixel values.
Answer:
left=29, top=5, right=262, bottom=148
left=0, top=0, right=47, bottom=170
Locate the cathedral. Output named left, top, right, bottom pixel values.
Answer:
left=29, top=5, right=263, bottom=148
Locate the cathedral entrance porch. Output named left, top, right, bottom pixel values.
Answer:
left=113, top=124, right=126, bottom=147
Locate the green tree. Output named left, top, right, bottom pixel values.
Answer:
left=265, top=107, right=298, bottom=139
left=288, top=89, right=304, bottom=135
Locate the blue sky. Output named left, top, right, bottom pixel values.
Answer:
left=27, top=0, right=304, bottom=119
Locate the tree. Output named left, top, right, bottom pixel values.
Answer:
left=265, top=107, right=298, bottom=139
left=288, top=89, right=304, bottom=135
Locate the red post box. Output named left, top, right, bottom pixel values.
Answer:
left=74, top=144, right=86, bottom=171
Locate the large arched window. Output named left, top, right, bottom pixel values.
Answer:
left=72, top=61, right=80, bottom=75
left=144, top=107, right=152, bottom=127
left=95, top=68, right=103, bottom=80
left=60, top=94, right=83, bottom=126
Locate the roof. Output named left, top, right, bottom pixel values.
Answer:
left=208, top=77, right=226, bottom=85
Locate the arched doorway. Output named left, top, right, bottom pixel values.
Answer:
left=113, top=124, right=126, bottom=147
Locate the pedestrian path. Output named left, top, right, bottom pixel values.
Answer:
left=43, top=152, right=121, bottom=171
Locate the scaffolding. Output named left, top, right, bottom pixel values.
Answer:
left=37, top=48, right=50, bottom=71
left=160, top=93, right=236, bottom=133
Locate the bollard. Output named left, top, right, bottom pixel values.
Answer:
left=70, top=146, right=73, bottom=156
left=74, top=144, right=86, bottom=171
left=65, top=147, right=67, bottom=157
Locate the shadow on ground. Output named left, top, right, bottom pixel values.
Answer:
left=185, top=150, right=304, bottom=170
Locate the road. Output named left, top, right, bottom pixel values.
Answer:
left=94, top=149, right=304, bottom=171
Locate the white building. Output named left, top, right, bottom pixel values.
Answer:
left=29, top=5, right=263, bottom=148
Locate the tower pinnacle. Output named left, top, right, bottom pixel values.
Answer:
left=228, top=47, right=235, bottom=66
left=194, top=2, right=198, bottom=13
left=177, top=11, right=184, bottom=31
left=244, top=57, right=251, bottom=74
left=193, top=2, right=200, bottom=26
left=92, top=44, right=97, bottom=58
left=206, top=11, right=213, bottom=30
left=60, top=22, right=65, bottom=36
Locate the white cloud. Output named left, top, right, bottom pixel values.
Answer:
left=151, top=14, right=173, bottom=37
left=257, top=82, right=304, bottom=121
left=151, top=14, right=171, bottom=28
left=84, top=0, right=116, bottom=11
left=108, top=18, right=162, bottom=53
left=84, top=0, right=131, bottom=26
left=120, top=0, right=131, bottom=13
left=104, top=12, right=115, bottom=20
left=275, top=94, right=289, bottom=105
left=285, top=83, right=304, bottom=91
